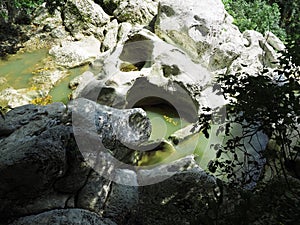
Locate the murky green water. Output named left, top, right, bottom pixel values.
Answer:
left=49, top=65, right=88, bottom=104
left=144, top=105, right=190, bottom=140
left=0, top=49, right=49, bottom=89
left=142, top=104, right=224, bottom=167
left=140, top=104, right=219, bottom=167
left=0, top=48, right=89, bottom=104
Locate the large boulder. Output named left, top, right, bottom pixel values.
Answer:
left=154, top=0, right=284, bottom=74
left=126, top=155, right=217, bottom=225
left=31, top=4, right=69, bottom=40
left=69, top=98, right=151, bottom=163
left=0, top=100, right=150, bottom=223
left=71, top=29, right=226, bottom=170
left=155, top=0, right=239, bottom=63
left=77, top=169, right=138, bottom=223
left=62, top=0, right=110, bottom=38
left=100, top=0, right=158, bottom=25
left=72, top=28, right=217, bottom=118
left=0, top=103, right=70, bottom=222
left=49, top=36, right=101, bottom=68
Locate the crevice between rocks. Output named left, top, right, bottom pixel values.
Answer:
left=73, top=168, right=93, bottom=207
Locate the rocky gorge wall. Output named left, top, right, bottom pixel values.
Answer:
left=0, top=0, right=285, bottom=109
left=0, top=0, right=294, bottom=224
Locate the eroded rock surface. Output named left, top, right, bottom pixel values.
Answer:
left=49, top=36, right=101, bottom=68
left=0, top=0, right=291, bottom=224
left=0, top=100, right=220, bottom=225
left=0, top=101, right=150, bottom=224
left=154, top=0, right=284, bottom=74
left=62, top=0, right=110, bottom=38
left=72, top=28, right=215, bottom=119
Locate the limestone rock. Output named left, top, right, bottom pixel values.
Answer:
left=77, top=169, right=138, bottom=223
left=127, top=155, right=217, bottom=225
left=101, top=0, right=158, bottom=25
left=69, top=98, right=151, bottom=163
left=0, top=88, right=32, bottom=108
left=116, top=22, right=132, bottom=44
left=155, top=0, right=237, bottom=62
left=265, top=31, right=285, bottom=52
left=76, top=170, right=111, bottom=214
left=73, top=28, right=215, bottom=120
left=101, top=19, right=119, bottom=52
left=31, top=68, right=69, bottom=90
left=69, top=71, right=96, bottom=90
left=0, top=0, right=291, bottom=224
left=0, top=100, right=153, bottom=223
left=62, top=0, right=110, bottom=38
left=102, top=180, right=138, bottom=224
left=49, top=36, right=101, bottom=68
left=230, top=30, right=281, bottom=74
left=23, top=4, right=70, bottom=50
left=32, top=4, right=62, bottom=28
left=154, top=0, right=282, bottom=74
left=32, top=4, right=65, bottom=38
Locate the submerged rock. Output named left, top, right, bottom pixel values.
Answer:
left=0, top=88, right=32, bottom=108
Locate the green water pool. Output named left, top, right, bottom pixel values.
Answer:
left=0, top=48, right=89, bottom=104
left=143, top=105, right=190, bottom=140
left=0, top=49, right=49, bottom=89
left=49, top=65, right=89, bottom=104
left=138, top=104, right=221, bottom=167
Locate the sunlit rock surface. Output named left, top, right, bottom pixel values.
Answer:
left=49, top=36, right=101, bottom=68
left=62, top=0, right=110, bottom=38
left=154, top=0, right=284, bottom=74
left=99, top=0, right=158, bottom=25
left=72, top=29, right=214, bottom=118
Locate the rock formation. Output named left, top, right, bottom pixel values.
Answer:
left=0, top=101, right=218, bottom=224
left=0, top=0, right=290, bottom=224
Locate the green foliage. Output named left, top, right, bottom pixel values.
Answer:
left=267, top=0, right=300, bottom=35
left=223, top=0, right=286, bottom=40
left=0, top=0, right=45, bottom=22
left=223, top=0, right=300, bottom=64
left=194, top=52, right=300, bottom=187
left=0, top=11, right=8, bottom=20
left=14, top=0, right=45, bottom=11
left=214, top=55, right=299, bottom=185
left=267, top=0, right=300, bottom=65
